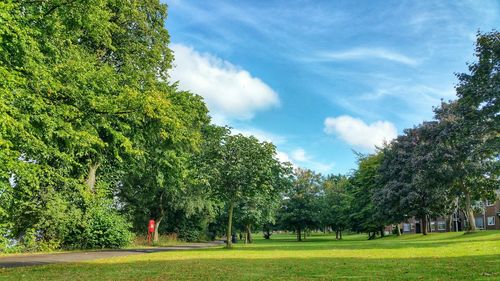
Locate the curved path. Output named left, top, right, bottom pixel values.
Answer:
left=0, top=241, right=223, bottom=268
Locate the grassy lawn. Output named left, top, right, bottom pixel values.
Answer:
left=1, top=231, right=499, bottom=280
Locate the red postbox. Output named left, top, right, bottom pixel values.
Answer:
left=148, top=220, right=155, bottom=233
left=147, top=219, right=155, bottom=244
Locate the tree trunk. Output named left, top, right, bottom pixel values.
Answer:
left=153, top=193, right=165, bottom=244
left=395, top=224, right=401, bottom=236
left=422, top=215, right=428, bottom=235
left=153, top=216, right=162, bottom=244
left=248, top=225, right=252, bottom=243
left=339, top=230, right=342, bottom=239
left=244, top=225, right=252, bottom=244
left=335, top=230, right=339, bottom=240
left=226, top=202, right=234, bottom=248
left=465, top=190, right=477, bottom=232
left=264, top=228, right=271, bottom=239
left=84, top=162, right=100, bottom=192
left=448, top=214, right=453, bottom=232
left=297, top=226, right=302, bottom=242
left=380, top=226, right=385, bottom=237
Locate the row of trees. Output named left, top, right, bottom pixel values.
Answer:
left=376, top=31, right=498, bottom=235
left=276, top=170, right=350, bottom=241
left=0, top=0, right=292, bottom=251
left=275, top=31, right=498, bottom=239
left=0, top=0, right=496, bottom=251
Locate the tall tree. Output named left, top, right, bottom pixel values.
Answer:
left=434, top=31, right=499, bottom=232
left=320, top=175, right=351, bottom=239
left=0, top=0, right=192, bottom=249
left=118, top=88, right=209, bottom=243
left=379, top=122, right=454, bottom=235
left=213, top=134, right=284, bottom=248
left=349, top=153, right=388, bottom=239
left=278, top=169, right=322, bottom=242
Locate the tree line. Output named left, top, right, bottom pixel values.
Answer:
left=0, top=0, right=293, bottom=251
left=0, top=0, right=497, bottom=252
left=274, top=31, right=499, bottom=239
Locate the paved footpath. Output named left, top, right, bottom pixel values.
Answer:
left=0, top=241, right=223, bottom=268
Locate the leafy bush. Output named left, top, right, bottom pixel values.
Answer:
left=78, top=202, right=133, bottom=249
left=178, top=228, right=202, bottom=242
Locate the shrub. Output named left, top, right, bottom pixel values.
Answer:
left=79, top=202, right=133, bottom=249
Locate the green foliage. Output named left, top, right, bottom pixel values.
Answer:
left=0, top=0, right=496, bottom=253
left=0, top=0, right=178, bottom=251
left=320, top=175, right=351, bottom=236
left=278, top=169, right=322, bottom=241
left=377, top=122, right=455, bottom=235
left=79, top=202, right=133, bottom=249
left=432, top=31, right=499, bottom=231
left=348, top=153, right=387, bottom=237
left=208, top=133, right=288, bottom=247
left=117, top=87, right=210, bottom=242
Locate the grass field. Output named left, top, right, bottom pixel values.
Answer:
left=1, top=231, right=499, bottom=280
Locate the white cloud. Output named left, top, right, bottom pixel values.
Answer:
left=231, top=127, right=286, bottom=145
left=291, top=148, right=309, bottom=162
left=309, top=162, right=335, bottom=175
left=319, top=48, right=418, bottom=66
left=324, top=115, right=397, bottom=150
left=275, top=151, right=293, bottom=164
left=290, top=148, right=335, bottom=174
left=170, top=44, right=279, bottom=121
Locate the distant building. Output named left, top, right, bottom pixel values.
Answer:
left=400, top=191, right=500, bottom=233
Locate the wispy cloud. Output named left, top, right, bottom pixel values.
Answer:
left=318, top=48, right=419, bottom=66
left=166, top=0, right=499, bottom=174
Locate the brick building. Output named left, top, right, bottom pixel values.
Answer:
left=400, top=191, right=500, bottom=233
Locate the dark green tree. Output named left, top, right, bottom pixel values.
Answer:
left=349, top=153, right=388, bottom=239
left=434, top=31, right=499, bottom=232
left=278, top=168, right=322, bottom=241
left=378, top=122, right=454, bottom=235
left=320, top=175, right=351, bottom=239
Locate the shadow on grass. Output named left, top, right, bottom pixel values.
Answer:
left=1, top=254, right=498, bottom=281
left=230, top=231, right=500, bottom=251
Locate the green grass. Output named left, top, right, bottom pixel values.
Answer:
left=1, top=231, right=499, bottom=280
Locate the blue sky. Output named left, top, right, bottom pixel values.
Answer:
left=164, top=0, right=499, bottom=175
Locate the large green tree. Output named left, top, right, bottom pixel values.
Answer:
left=278, top=168, right=322, bottom=242
left=0, top=0, right=196, bottom=249
left=434, top=31, right=499, bottom=232
left=378, top=122, right=454, bottom=235
left=118, top=88, right=210, bottom=243
left=213, top=134, right=284, bottom=248
left=320, top=175, right=351, bottom=239
left=349, top=153, right=388, bottom=239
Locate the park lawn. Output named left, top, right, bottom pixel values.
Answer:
left=0, top=231, right=499, bottom=281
